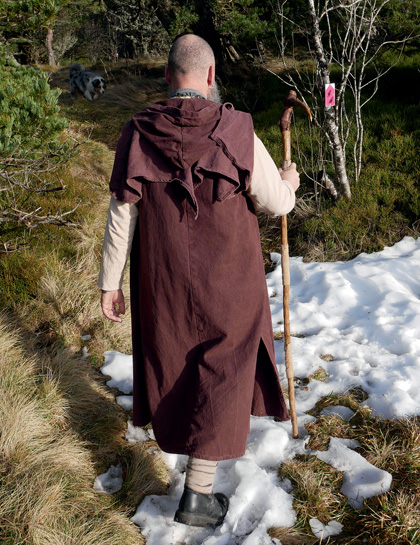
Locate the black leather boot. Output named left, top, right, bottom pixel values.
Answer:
left=174, top=486, right=229, bottom=527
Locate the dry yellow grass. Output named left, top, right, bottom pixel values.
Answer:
left=119, top=444, right=171, bottom=512
left=0, top=109, right=170, bottom=543
left=279, top=456, right=345, bottom=525
left=0, top=316, right=144, bottom=544
left=268, top=526, right=317, bottom=544
left=100, top=78, right=167, bottom=112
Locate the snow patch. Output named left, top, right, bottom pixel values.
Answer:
left=314, top=437, right=392, bottom=509
left=320, top=405, right=355, bottom=420
left=93, top=464, right=123, bottom=494
left=116, top=395, right=133, bottom=411
left=101, top=350, right=133, bottom=394
left=310, top=518, right=343, bottom=540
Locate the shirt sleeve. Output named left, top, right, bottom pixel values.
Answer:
left=247, top=133, right=295, bottom=217
left=97, top=197, right=139, bottom=291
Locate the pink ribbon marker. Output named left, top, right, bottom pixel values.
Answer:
left=325, top=83, right=335, bottom=107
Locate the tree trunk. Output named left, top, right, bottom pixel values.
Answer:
left=307, top=0, right=351, bottom=199
left=46, top=28, right=56, bottom=67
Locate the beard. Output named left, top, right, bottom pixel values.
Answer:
left=208, top=81, right=222, bottom=103
left=167, top=81, right=223, bottom=103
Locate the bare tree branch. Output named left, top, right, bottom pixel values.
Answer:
left=0, top=131, right=86, bottom=251
left=265, top=0, right=416, bottom=199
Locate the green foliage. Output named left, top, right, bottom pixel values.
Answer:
left=168, top=3, right=199, bottom=37
left=103, top=0, right=171, bottom=58
left=211, top=0, right=272, bottom=44
left=0, top=53, right=77, bottom=250
left=0, top=0, right=98, bottom=33
left=271, top=0, right=309, bottom=36
left=383, top=0, right=420, bottom=37
left=0, top=54, right=67, bottom=156
left=0, top=0, right=61, bottom=34
left=155, top=0, right=275, bottom=63
left=0, top=0, right=103, bottom=66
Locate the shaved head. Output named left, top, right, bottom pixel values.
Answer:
left=168, top=34, right=215, bottom=78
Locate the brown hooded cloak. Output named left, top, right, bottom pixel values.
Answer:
left=109, top=98, right=289, bottom=460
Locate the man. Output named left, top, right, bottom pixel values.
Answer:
left=98, top=34, right=300, bottom=528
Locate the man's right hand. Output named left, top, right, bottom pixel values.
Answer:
left=279, top=162, right=300, bottom=192
left=101, top=289, right=125, bottom=322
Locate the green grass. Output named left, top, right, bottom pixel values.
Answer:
left=242, top=51, right=420, bottom=262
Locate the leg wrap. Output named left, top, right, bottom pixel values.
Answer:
left=185, top=457, right=218, bottom=494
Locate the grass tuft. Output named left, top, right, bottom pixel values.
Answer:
left=272, top=391, right=420, bottom=543
left=0, top=317, right=142, bottom=544
left=279, top=456, right=345, bottom=527
left=117, top=444, right=170, bottom=512
left=268, top=525, right=317, bottom=544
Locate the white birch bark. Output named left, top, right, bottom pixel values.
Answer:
left=268, top=0, right=413, bottom=203
left=308, top=0, right=351, bottom=199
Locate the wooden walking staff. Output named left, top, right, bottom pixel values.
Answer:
left=278, top=90, right=312, bottom=439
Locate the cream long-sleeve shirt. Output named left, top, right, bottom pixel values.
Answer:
left=98, top=134, right=295, bottom=291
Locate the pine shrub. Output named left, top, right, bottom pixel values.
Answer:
left=0, top=50, right=77, bottom=251
left=0, top=51, right=67, bottom=157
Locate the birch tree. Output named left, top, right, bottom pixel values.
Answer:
left=270, top=0, right=413, bottom=200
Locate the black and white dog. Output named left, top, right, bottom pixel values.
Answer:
left=69, top=63, right=106, bottom=101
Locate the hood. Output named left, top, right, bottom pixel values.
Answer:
left=132, top=99, right=222, bottom=170
left=109, top=99, right=254, bottom=217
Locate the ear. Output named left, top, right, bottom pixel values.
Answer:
left=165, top=66, right=171, bottom=86
left=207, top=64, right=215, bottom=87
